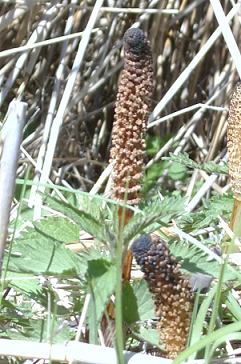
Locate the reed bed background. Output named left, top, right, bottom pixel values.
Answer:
left=1, top=0, right=239, bottom=203
left=1, top=0, right=241, bottom=363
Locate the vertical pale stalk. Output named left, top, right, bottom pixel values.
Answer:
left=0, top=101, right=27, bottom=272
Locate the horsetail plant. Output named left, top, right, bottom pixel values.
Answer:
left=109, top=27, right=153, bottom=280
left=102, top=27, right=153, bottom=348
left=227, top=82, right=241, bottom=243
left=132, top=234, right=194, bottom=359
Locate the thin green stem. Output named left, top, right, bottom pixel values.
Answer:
left=15, top=178, right=140, bottom=214
left=204, top=236, right=235, bottom=363
left=173, top=321, right=241, bottom=364
left=115, top=229, right=124, bottom=364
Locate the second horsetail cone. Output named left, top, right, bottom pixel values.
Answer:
left=227, top=82, right=241, bottom=240
left=132, top=234, right=193, bottom=359
left=227, top=82, right=241, bottom=200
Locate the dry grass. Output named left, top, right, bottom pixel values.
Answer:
left=1, top=0, right=239, bottom=207
left=1, top=1, right=241, bottom=362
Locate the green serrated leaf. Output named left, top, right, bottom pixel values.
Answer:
left=132, top=279, right=155, bottom=321
left=131, top=326, right=165, bottom=352
left=86, top=259, right=117, bottom=324
left=122, top=279, right=155, bottom=325
left=122, top=282, right=139, bottom=324
left=169, top=240, right=235, bottom=281
left=138, top=327, right=161, bottom=347
left=33, top=216, right=80, bottom=243
left=76, top=247, right=113, bottom=276
left=6, top=272, right=41, bottom=296
left=5, top=227, right=79, bottom=275
left=43, top=194, right=105, bottom=242
left=123, top=196, right=187, bottom=245
left=178, top=193, right=233, bottom=233
left=163, top=152, right=229, bottom=175
left=167, top=162, right=187, bottom=181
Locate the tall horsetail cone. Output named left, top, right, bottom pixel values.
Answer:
left=102, top=29, right=153, bottom=347
left=132, top=234, right=193, bottom=359
left=227, top=82, right=241, bottom=239
left=110, top=28, right=153, bottom=220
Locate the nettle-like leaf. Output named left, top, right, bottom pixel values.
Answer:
left=33, top=216, right=80, bottom=243
left=169, top=240, right=235, bottom=281
left=6, top=272, right=42, bottom=297
left=122, top=279, right=155, bottom=325
left=163, top=152, right=229, bottom=175
left=123, top=195, right=187, bottom=245
left=132, top=279, right=155, bottom=321
left=4, top=223, right=80, bottom=275
left=77, top=246, right=113, bottom=275
left=122, top=282, right=139, bottom=324
left=179, top=193, right=233, bottom=233
left=43, top=194, right=106, bottom=243
left=86, top=259, right=117, bottom=325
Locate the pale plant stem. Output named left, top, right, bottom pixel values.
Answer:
left=36, top=0, right=104, bottom=215
left=0, top=0, right=59, bottom=107
left=148, top=2, right=240, bottom=127
left=0, top=0, right=37, bottom=32
left=0, top=29, right=99, bottom=59
left=0, top=101, right=27, bottom=272
left=30, top=0, right=78, bottom=215
left=210, top=0, right=241, bottom=79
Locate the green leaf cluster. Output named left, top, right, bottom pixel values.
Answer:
left=163, top=152, right=229, bottom=175
left=3, top=159, right=240, bottom=356
left=123, top=195, right=187, bottom=245
left=178, top=193, right=233, bottom=233
left=169, top=239, right=235, bottom=281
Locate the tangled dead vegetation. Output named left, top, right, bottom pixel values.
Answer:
left=2, top=1, right=241, bottom=361
left=0, top=0, right=238, bottom=195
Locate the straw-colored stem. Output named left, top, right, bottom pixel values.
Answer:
left=229, top=198, right=241, bottom=239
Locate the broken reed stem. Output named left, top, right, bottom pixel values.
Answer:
left=132, top=234, right=193, bottom=359
left=227, top=82, right=241, bottom=242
